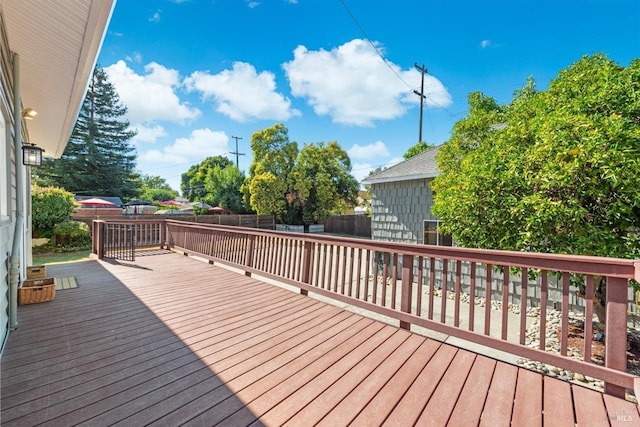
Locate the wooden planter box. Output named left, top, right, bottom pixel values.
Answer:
left=19, top=278, right=56, bottom=305
left=26, top=265, right=46, bottom=280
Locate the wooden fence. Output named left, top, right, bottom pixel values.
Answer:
left=321, top=214, right=371, bottom=238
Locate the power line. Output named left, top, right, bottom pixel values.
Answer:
left=339, top=0, right=464, bottom=120
left=339, top=0, right=414, bottom=91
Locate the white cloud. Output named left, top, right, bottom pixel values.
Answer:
left=283, top=39, right=452, bottom=126
left=184, top=62, right=300, bottom=122
left=480, top=39, right=491, bottom=48
left=125, top=52, right=143, bottom=64
left=351, top=157, right=401, bottom=183
left=131, top=124, right=167, bottom=144
left=347, top=140, right=389, bottom=161
left=149, top=11, right=161, bottom=23
left=248, top=2, right=260, bottom=8
left=104, top=60, right=201, bottom=125
left=351, top=162, right=375, bottom=183
left=139, top=128, right=229, bottom=164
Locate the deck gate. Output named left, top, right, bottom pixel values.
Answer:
left=103, top=223, right=135, bottom=261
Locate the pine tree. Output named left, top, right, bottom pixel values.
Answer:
left=35, top=67, right=138, bottom=198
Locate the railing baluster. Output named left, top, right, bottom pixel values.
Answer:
left=485, top=264, right=493, bottom=336
left=540, top=271, right=548, bottom=351
left=381, top=252, right=388, bottom=307
left=391, top=253, right=398, bottom=309
left=469, top=262, right=476, bottom=332
left=333, top=246, right=340, bottom=293
left=454, top=260, right=461, bottom=327
left=441, top=258, right=448, bottom=324
left=348, top=247, right=355, bottom=297
left=520, top=267, right=528, bottom=345
left=416, top=256, right=424, bottom=317
left=561, top=272, right=570, bottom=356
left=501, top=266, right=509, bottom=340
left=584, top=274, right=594, bottom=363
left=363, top=249, right=371, bottom=302
left=340, top=246, right=347, bottom=294
left=318, top=243, right=325, bottom=289
left=428, top=257, right=435, bottom=320
left=372, top=251, right=379, bottom=305
left=355, top=248, right=361, bottom=299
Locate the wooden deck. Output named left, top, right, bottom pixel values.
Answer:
left=2, top=250, right=639, bottom=426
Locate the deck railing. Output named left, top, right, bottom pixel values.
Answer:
left=93, top=219, right=640, bottom=398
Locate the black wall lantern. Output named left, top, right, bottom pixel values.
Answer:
left=22, top=143, right=44, bottom=167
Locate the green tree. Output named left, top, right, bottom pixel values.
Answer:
left=138, top=175, right=177, bottom=202
left=292, top=141, right=359, bottom=225
left=31, top=185, right=76, bottom=238
left=244, top=123, right=297, bottom=218
left=403, top=141, right=434, bottom=159
left=181, top=156, right=233, bottom=201
left=432, top=54, right=640, bottom=260
left=245, top=123, right=359, bottom=225
left=34, top=67, right=138, bottom=198
left=204, top=165, right=247, bottom=212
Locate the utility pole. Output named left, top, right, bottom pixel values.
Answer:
left=230, top=136, right=245, bottom=168
left=413, top=63, right=427, bottom=144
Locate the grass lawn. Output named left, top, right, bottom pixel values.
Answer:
left=33, top=250, right=92, bottom=266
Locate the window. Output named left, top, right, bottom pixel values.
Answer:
left=423, top=220, right=452, bottom=246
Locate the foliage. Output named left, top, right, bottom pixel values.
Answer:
left=403, top=141, right=434, bottom=159
left=31, top=186, right=76, bottom=238
left=181, top=156, right=233, bottom=201
left=292, top=141, right=360, bottom=224
left=138, top=175, right=177, bottom=202
left=432, top=54, right=640, bottom=260
left=245, top=123, right=359, bottom=225
left=204, top=165, right=247, bottom=212
left=33, top=66, right=138, bottom=198
left=52, top=220, right=91, bottom=248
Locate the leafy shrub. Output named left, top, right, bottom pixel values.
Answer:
left=32, top=186, right=76, bottom=238
left=52, top=220, right=91, bottom=249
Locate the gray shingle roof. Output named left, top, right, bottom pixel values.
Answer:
left=361, top=145, right=441, bottom=185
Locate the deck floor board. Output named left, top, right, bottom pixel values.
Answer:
left=2, top=250, right=638, bottom=426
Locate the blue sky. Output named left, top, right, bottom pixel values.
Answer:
left=97, top=0, right=640, bottom=194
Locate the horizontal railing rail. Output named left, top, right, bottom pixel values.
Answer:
left=94, top=219, right=640, bottom=398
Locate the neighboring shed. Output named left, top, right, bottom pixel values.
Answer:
left=361, top=146, right=450, bottom=245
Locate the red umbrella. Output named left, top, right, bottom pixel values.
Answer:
left=78, top=197, right=116, bottom=206
left=208, top=206, right=230, bottom=214
left=159, top=200, right=185, bottom=206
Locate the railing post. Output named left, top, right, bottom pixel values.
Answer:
left=91, top=220, right=99, bottom=255
left=605, top=276, right=628, bottom=398
left=400, top=254, right=413, bottom=330
left=95, top=221, right=105, bottom=259
left=245, top=235, right=255, bottom=277
left=160, top=220, right=166, bottom=249
left=300, top=241, right=313, bottom=296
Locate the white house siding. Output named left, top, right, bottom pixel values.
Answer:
left=0, top=14, right=17, bottom=353
left=370, top=178, right=436, bottom=244
left=0, top=220, right=11, bottom=349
